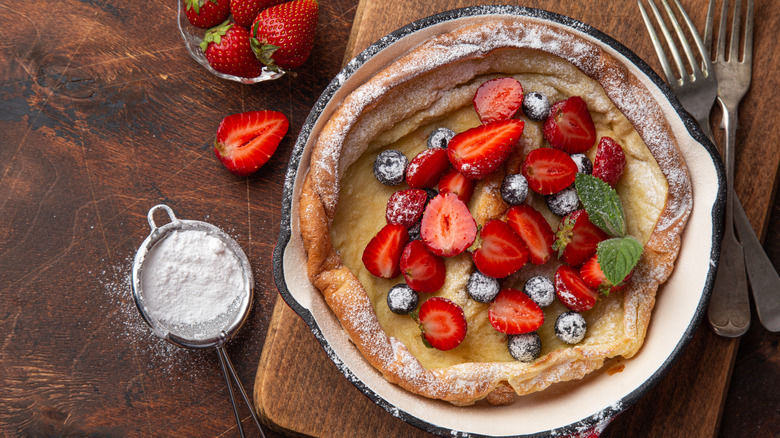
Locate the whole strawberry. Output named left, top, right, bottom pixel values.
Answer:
left=250, top=0, right=319, bottom=71
left=185, top=0, right=231, bottom=29
left=230, top=0, right=287, bottom=28
left=200, top=21, right=265, bottom=78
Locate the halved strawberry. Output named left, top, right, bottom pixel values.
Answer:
left=400, top=240, right=446, bottom=293
left=553, top=210, right=608, bottom=266
left=386, top=188, right=427, bottom=228
left=543, top=96, right=597, bottom=154
left=488, top=288, right=545, bottom=334
left=506, top=204, right=555, bottom=265
left=592, top=136, right=627, bottom=187
left=417, top=297, right=467, bottom=351
left=471, top=219, right=529, bottom=278
left=214, top=110, right=289, bottom=176
left=437, top=168, right=476, bottom=204
left=580, top=254, right=632, bottom=295
left=406, top=148, right=451, bottom=189
left=362, top=223, right=410, bottom=278
left=555, top=264, right=598, bottom=312
left=521, top=147, right=578, bottom=195
left=420, top=193, right=477, bottom=257
left=448, top=119, right=524, bottom=180
left=473, top=77, right=524, bottom=124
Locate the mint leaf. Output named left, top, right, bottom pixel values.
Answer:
left=575, top=174, right=626, bottom=237
left=597, top=236, right=643, bottom=286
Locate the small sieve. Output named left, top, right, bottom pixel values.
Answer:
left=132, top=204, right=265, bottom=438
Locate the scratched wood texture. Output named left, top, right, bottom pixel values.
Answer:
left=0, top=0, right=777, bottom=438
left=253, top=1, right=780, bottom=438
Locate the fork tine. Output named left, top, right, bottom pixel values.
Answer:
left=705, top=0, right=716, bottom=54
left=729, top=0, right=742, bottom=62
left=717, top=0, right=729, bottom=61
left=638, top=0, right=677, bottom=84
left=669, top=0, right=711, bottom=77
left=642, top=0, right=690, bottom=83
left=743, top=0, right=753, bottom=64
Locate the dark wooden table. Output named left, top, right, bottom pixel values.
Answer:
left=0, top=0, right=777, bottom=437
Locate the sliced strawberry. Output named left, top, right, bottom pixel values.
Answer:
left=488, top=288, right=545, bottom=334
left=553, top=210, right=608, bottom=266
left=555, top=264, right=598, bottom=312
left=592, top=136, right=627, bottom=187
left=580, top=254, right=632, bottom=295
left=400, top=240, right=446, bottom=292
left=473, top=77, right=524, bottom=124
left=472, top=219, right=529, bottom=278
left=437, top=168, right=476, bottom=204
left=214, top=110, right=289, bottom=176
left=386, top=188, right=427, bottom=228
left=521, top=147, right=578, bottom=195
left=506, top=204, right=555, bottom=265
left=447, top=119, right=524, bottom=180
left=543, top=96, right=597, bottom=154
left=420, top=193, right=477, bottom=257
left=406, top=148, right=451, bottom=189
left=417, top=297, right=467, bottom=351
left=362, top=223, right=410, bottom=278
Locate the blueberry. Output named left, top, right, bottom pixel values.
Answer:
left=546, top=186, right=580, bottom=217
left=555, top=311, right=587, bottom=344
left=386, top=284, right=419, bottom=315
left=424, top=188, right=439, bottom=203
left=373, top=150, right=408, bottom=186
left=408, top=221, right=422, bottom=241
left=508, top=332, right=542, bottom=362
left=427, top=127, right=456, bottom=149
left=467, top=270, right=500, bottom=303
left=501, top=174, right=529, bottom=206
left=570, top=153, right=593, bottom=175
left=522, top=91, right=551, bottom=122
left=523, top=276, right=555, bottom=308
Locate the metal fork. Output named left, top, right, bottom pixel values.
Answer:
left=704, top=0, right=754, bottom=337
left=706, top=0, right=780, bottom=333
left=637, top=0, right=750, bottom=337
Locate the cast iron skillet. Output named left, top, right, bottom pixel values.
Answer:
left=272, top=5, right=726, bottom=437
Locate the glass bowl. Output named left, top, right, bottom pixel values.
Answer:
left=176, top=0, right=284, bottom=84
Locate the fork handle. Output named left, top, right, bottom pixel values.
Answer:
left=734, top=194, right=780, bottom=332
left=707, top=97, right=750, bottom=337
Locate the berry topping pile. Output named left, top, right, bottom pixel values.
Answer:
left=359, top=78, right=642, bottom=358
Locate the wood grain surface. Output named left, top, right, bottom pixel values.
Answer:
left=0, top=0, right=777, bottom=437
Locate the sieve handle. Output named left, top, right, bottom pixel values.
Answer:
left=146, top=204, right=178, bottom=231
left=216, top=335, right=266, bottom=438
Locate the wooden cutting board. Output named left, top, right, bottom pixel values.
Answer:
left=253, top=1, right=780, bottom=437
